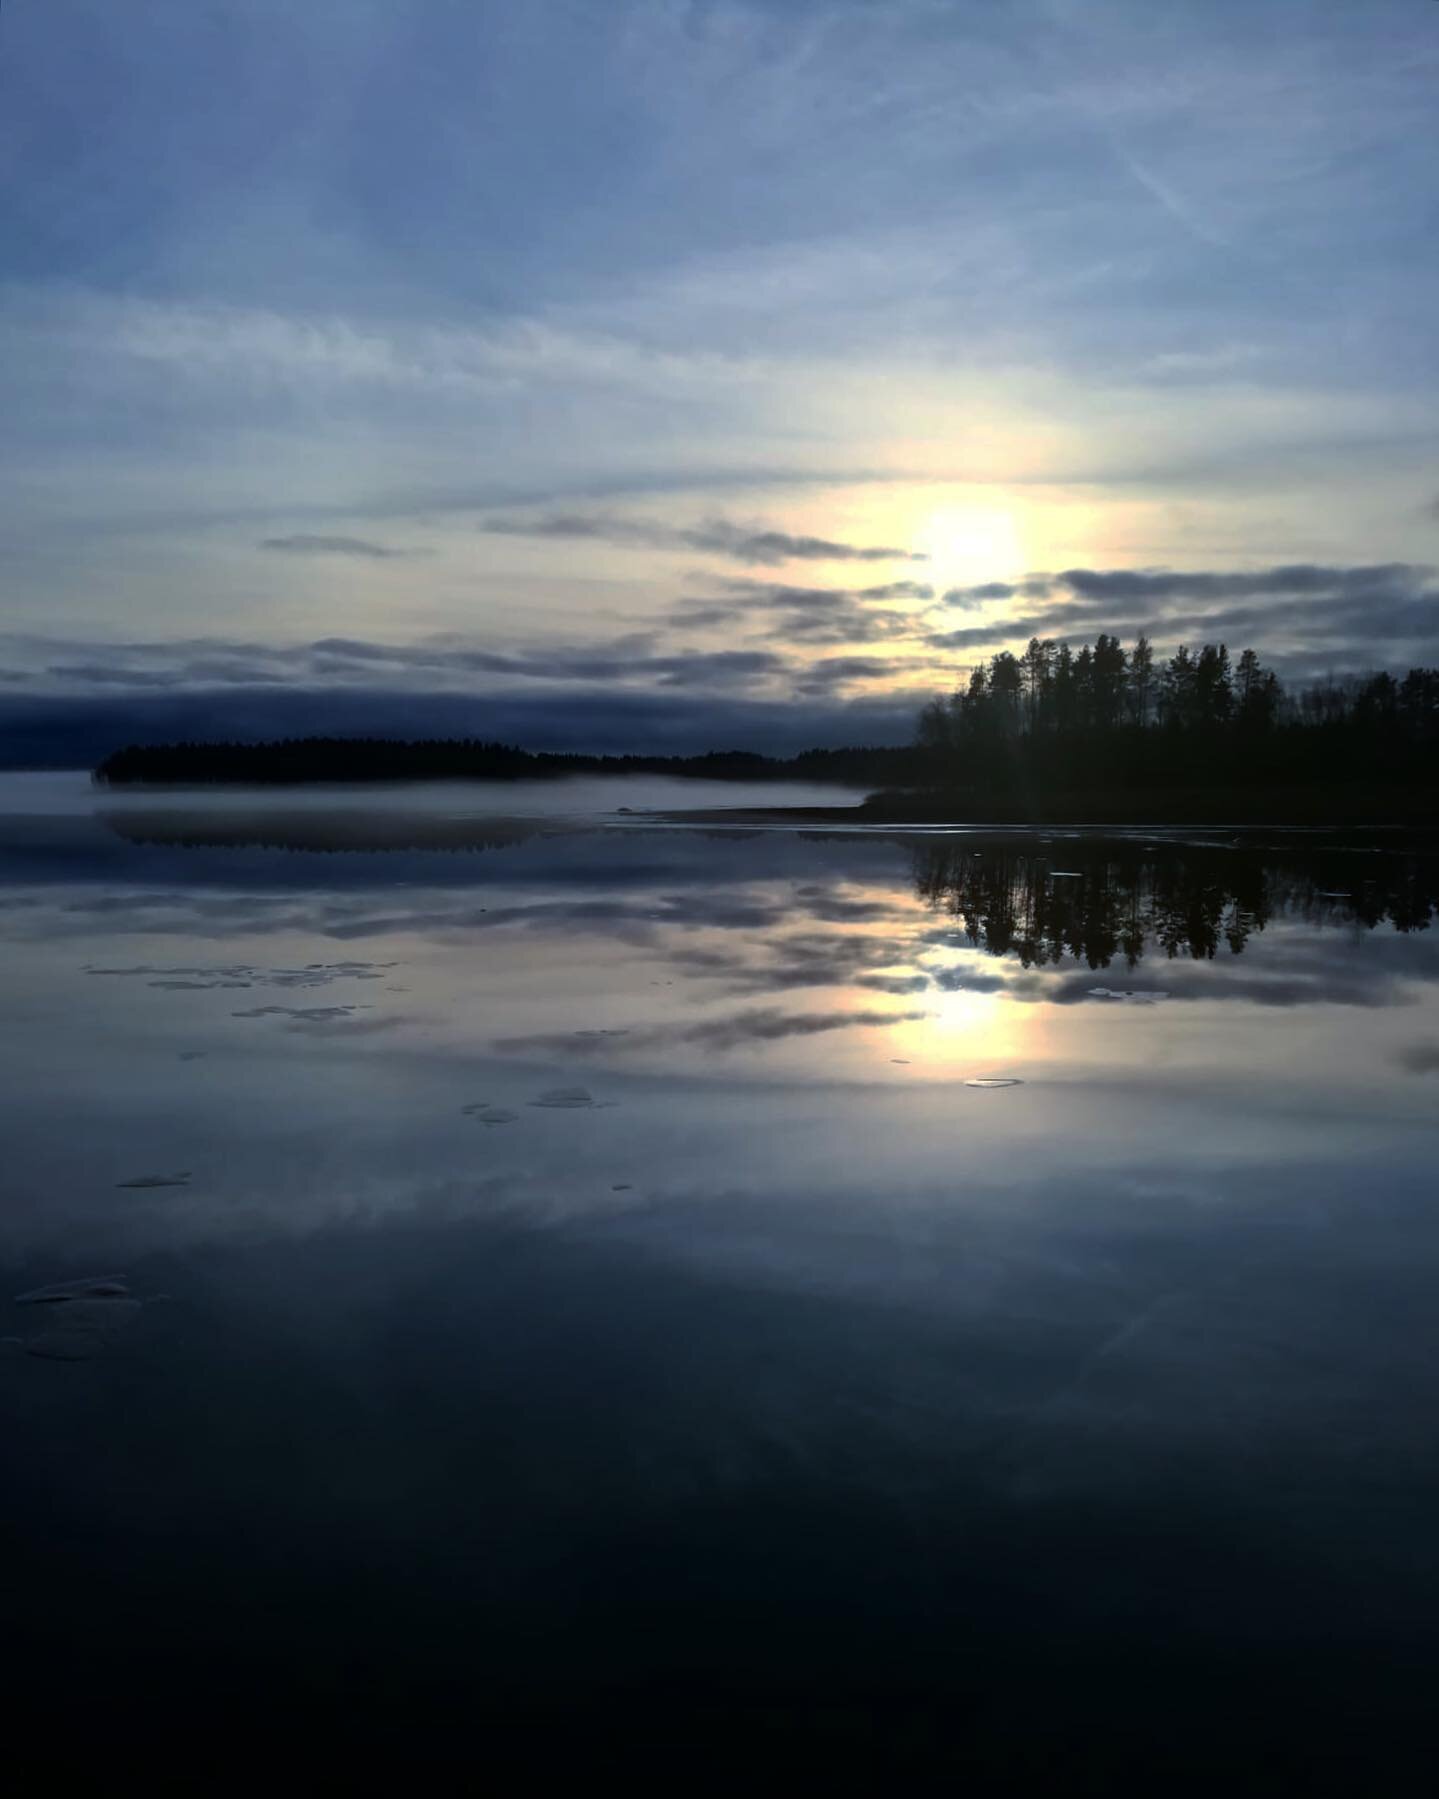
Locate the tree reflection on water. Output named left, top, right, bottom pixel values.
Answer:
left=912, top=840, right=1437, bottom=969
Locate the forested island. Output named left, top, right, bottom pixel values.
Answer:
left=93, top=739, right=927, bottom=788
left=91, top=637, right=1438, bottom=826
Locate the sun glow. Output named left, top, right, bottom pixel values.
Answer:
left=914, top=504, right=1025, bottom=592
left=885, top=979, right=1035, bottom=1071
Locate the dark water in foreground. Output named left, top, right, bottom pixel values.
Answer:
left=2, top=777, right=1438, bottom=1778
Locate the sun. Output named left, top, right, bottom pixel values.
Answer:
left=915, top=504, right=1024, bottom=591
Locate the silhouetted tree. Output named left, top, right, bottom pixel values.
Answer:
left=1129, top=634, right=1155, bottom=728
left=1022, top=637, right=1053, bottom=732
left=907, top=631, right=1435, bottom=806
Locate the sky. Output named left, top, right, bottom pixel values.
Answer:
left=2, top=0, right=1438, bottom=761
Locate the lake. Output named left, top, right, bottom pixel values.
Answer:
left=2, top=772, right=1438, bottom=1778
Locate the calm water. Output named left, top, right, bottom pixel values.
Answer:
left=3, top=774, right=1438, bottom=1775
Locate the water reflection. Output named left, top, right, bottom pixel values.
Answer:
left=3, top=794, right=1439, bottom=1771
left=1, top=805, right=1433, bottom=1258
left=914, top=838, right=1437, bottom=967
left=104, top=808, right=560, bottom=853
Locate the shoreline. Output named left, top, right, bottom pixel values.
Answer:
left=647, top=791, right=1439, bottom=838
left=649, top=811, right=1434, bottom=836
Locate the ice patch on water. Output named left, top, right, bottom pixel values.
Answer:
left=462, top=1104, right=519, bottom=1125
left=149, top=979, right=251, bottom=990
left=89, top=961, right=397, bottom=995
left=232, top=1004, right=365, bottom=1022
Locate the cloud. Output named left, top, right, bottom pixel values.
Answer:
left=232, top=1003, right=366, bottom=1022
left=927, top=622, right=1046, bottom=651
left=943, top=580, right=1051, bottom=610
left=684, top=522, right=925, bottom=565
left=311, top=637, right=788, bottom=689
left=1054, top=563, right=1429, bottom=606
left=1396, top=1042, right=1439, bottom=1075
left=493, top=1005, right=928, bottom=1056
left=13, top=631, right=791, bottom=697
left=11, top=626, right=928, bottom=723
left=854, top=971, right=932, bottom=994
left=483, top=513, right=925, bottom=565
left=792, top=656, right=911, bottom=695
left=669, top=931, right=918, bottom=996
left=944, top=563, right=1432, bottom=613
left=676, top=576, right=933, bottom=646
left=1038, top=962, right=1416, bottom=1011
left=44, top=663, right=186, bottom=688
left=927, top=562, right=1439, bottom=661
left=857, top=581, right=936, bottom=602
left=482, top=513, right=635, bottom=544
left=711, top=580, right=904, bottom=612
left=6, top=0, right=1439, bottom=709
left=260, top=534, right=420, bottom=560
left=925, top=966, right=1015, bottom=995
left=1155, top=590, right=1439, bottom=650
left=670, top=604, right=742, bottom=630
left=774, top=614, right=912, bottom=648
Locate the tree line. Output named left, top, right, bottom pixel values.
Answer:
left=88, top=643, right=1439, bottom=810
left=93, top=737, right=932, bottom=787
left=915, top=636, right=1439, bottom=793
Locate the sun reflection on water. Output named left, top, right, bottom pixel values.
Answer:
left=885, top=981, right=1034, bottom=1073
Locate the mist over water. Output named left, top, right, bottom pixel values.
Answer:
left=2, top=772, right=1437, bottom=1774
left=0, top=769, right=863, bottom=819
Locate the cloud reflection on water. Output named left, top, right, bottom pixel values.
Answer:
left=0, top=811, right=1435, bottom=1267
